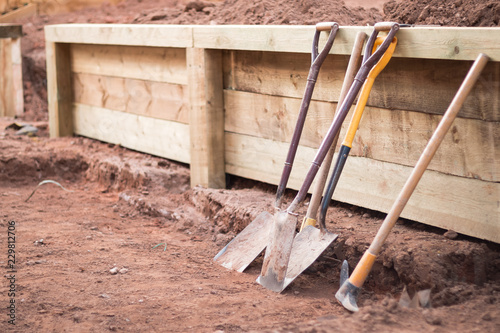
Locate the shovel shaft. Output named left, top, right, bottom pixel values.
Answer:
left=275, top=23, right=339, bottom=208
left=350, top=53, right=489, bottom=290
left=303, top=31, right=366, bottom=228
left=368, top=53, right=490, bottom=255
left=289, top=24, right=400, bottom=213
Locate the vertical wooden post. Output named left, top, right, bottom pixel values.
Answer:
left=46, top=41, right=73, bottom=137
left=187, top=48, right=226, bottom=188
left=11, top=37, right=23, bottom=116
left=0, top=24, right=23, bottom=117
left=0, top=38, right=13, bottom=116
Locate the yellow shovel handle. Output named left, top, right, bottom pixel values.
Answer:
left=342, top=37, right=397, bottom=148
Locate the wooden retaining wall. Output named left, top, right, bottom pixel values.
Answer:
left=0, top=23, right=22, bottom=116
left=45, top=24, right=499, bottom=243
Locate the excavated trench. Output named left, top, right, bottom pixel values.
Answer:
left=1, top=135, right=499, bottom=309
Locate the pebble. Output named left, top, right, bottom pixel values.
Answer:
left=422, top=309, right=442, bottom=326
left=444, top=230, right=458, bottom=240
left=362, top=213, right=371, bottom=218
left=99, top=294, right=110, bottom=299
left=109, top=267, right=119, bottom=275
left=347, top=213, right=353, bottom=218
left=482, top=313, right=492, bottom=321
left=119, top=268, right=129, bottom=274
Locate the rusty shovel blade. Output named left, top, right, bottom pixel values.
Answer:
left=282, top=225, right=338, bottom=290
left=257, top=210, right=297, bottom=292
left=214, top=211, right=273, bottom=272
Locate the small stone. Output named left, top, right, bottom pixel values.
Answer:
left=423, top=309, right=442, bottom=326
left=294, top=291, right=300, bottom=295
left=90, top=226, right=98, bottom=230
left=362, top=213, right=371, bottom=218
left=99, top=294, right=110, bottom=299
left=138, top=299, right=144, bottom=303
left=119, top=268, right=129, bottom=274
left=361, top=313, right=371, bottom=321
left=86, top=236, right=92, bottom=240
left=482, top=313, right=492, bottom=321
left=347, top=213, right=353, bottom=218
left=444, top=230, right=458, bottom=240
left=109, top=267, right=119, bottom=275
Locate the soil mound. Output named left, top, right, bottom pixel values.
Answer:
left=135, top=0, right=383, bottom=25
left=384, top=0, right=500, bottom=27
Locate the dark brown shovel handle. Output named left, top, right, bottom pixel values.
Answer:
left=275, top=23, right=339, bottom=208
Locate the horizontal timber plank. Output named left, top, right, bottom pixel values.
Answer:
left=45, top=24, right=500, bottom=61
left=194, top=25, right=500, bottom=61
left=73, top=73, right=189, bottom=124
left=0, top=24, right=22, bottom=38
left=71, top=44, right=187, bottom=85
left=73, top=103, right=190, bottom=163
left=224, top=90, right=499, bottom=181
left=223, top=51, right=500, bottom=121
left=45, top=24, right=193, bottom=48
left=225, top=132, right=500, bottom=243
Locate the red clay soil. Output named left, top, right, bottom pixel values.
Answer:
left=1, top=0, right=499, bottom=332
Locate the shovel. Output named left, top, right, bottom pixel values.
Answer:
left=335, top=53, right=490, bottom=312
left=318, top=35, right=397, bottom=230
left=214, top=22, right=340, bottom=272
left=282, top=36, right=398, bottom=290
left=300, top=31, right=367, bottom=231
left=257, top=22, right=401, bottom=293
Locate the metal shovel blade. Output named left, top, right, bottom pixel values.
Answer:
left=282, top=225, right=338, bottom=290
left=257, top=210, right=297, bottom=292
left=214, top=211, right=273, bottom=272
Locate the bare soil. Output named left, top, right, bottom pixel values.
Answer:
left=2, top=0, right=500, bottom=332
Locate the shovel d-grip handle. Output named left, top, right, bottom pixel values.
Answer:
left=285, top=23, right=400, bottom=214
left=275, top=23, right=339, bottom=208
left=336, top=53, right=490, bottom=312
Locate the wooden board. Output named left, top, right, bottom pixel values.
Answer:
left=0, top=23, right=22, bottom=38
left=72, top=72, right=189, bottom=124
left=70, top=44, right=187, bottom=85
left=187, top=48, right=225, bottom=188
left=194, top=25, right=500, bottom=61
left=0, top=38, right=13, bottom=116
left=225, top=132, right=500, bottom=243
left=0, top=4, right=36, bottom=23
left=72, top=103, right=190, bottom=164
left=45, top=25, right=500, bottom=61
left=224, top=90, right=499, bottom=181
left=45, top=24, right=193, bottom=48
left=47, top=42, right=73, bottom=137
left=223, top=51, right=500, bottom=121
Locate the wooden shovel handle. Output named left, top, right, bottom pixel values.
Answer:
left=316, top=22, right=338, bottom=31
left=347, top=53, right=489, bottom=290
left=369, top=53, right=489, bottom=255
left=301, top=31, right=366, bottom=229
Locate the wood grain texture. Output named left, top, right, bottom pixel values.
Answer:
left=45, top=25, right=500, bottom=61
left=225, top=132, right=500, bottom=243
left=0, top=4, right=36, bottom=23
left=223, top=51, right=500, bottom=121
left=224, top=90, right=499, bottom=181
left=187, top=48, right=226, bottom=188
left=45, top=24, right=193, bottom=48
left=73, top=103, right=190, bottom=163
left=72, top=72, right=189, bottom=124
left=0, top=38, right=13, bottom=116
left=70, top=44, right=187, bottom=85
left=194, top=25, right=500, bottom=61
left=46, top=42, right=73, bottom=137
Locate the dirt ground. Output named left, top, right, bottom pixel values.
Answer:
left=1, top=0, right=500, bottom=332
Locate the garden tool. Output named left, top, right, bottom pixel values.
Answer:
left=282, top=35, right=398, bottom=291
left=300, top=31, right=367, bottom=232
left=335, top=53, right=489, bottom=312
left=257, top=22, right=401, bottom=293
left=214, top=22, right=339, bottom=272
left=318, top=35, right=397, bottom=230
